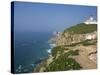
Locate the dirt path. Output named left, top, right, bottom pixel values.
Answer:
left=72, top=45, right=97, bottom=69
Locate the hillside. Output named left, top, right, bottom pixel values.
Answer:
left=34, top=23, right=97, bottom=72
left=63, top=23, right=97, bottom=34
left=54, top=23, right=97, bottom=46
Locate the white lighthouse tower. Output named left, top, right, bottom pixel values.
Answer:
left=84, top=16, right=97, bottom=24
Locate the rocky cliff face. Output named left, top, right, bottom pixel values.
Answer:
left=54, top=31, right=97, bottom=46
left=51, top=24, right=97, bottom=66
left=54, top=32, right=85, bottom=45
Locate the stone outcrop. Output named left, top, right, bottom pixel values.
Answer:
left=53, top=31, right=97, bottom=46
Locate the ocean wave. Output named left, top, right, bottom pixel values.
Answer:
left=16, top=65, right=22, bottom=73
left=47, top=49, right=52, bottom=54
left=47, top=43, right=56, bottom=54
left=49, top=44, right=56, bottom=48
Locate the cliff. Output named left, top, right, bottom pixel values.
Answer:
left=34, top=23, right=97, bottom=72
left=54, top=23, right=97, bottom=46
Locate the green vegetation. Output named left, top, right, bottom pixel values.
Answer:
left=62, top=39, right=97, bottom=47
left=81, top=40, right=97, bottom=46
left=51, top=46, right=64, bottom=57
left=63, top=23, right=97, bottom=34
left=44, top=49, right=81, bottom=72
left=48, top=39, right=96, bottom=72
left=35, top=22, right=97, bottom=72
left=74, top=39, right=97, bottom=46
left=46, top=39, right=96, bottom=71
left=64, top=50, right=79, bottom=57
left=51, top=45, right=79, bottom=56
left=45, top=55, right=81, bottom=72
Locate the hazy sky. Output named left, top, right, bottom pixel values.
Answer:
left=14, top=1, right=97, bottom=32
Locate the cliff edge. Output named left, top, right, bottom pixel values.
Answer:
left=34, top=23, right=97, bottom=72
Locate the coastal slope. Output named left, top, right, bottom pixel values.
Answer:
left=34, top=23, right=97, bottom=72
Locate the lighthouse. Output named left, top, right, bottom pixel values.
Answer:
left=84, top=16, right=97, bottom=24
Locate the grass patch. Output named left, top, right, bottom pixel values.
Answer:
left=62, top=40, right=97, bottom=47
left=45, top=49, right=81, bottom=72
left=44, top=57, right=82, bottom=72
left=63, top=23, right=97, bottom=34
left=51, top=46, right=64, bottom=57
left=79, top=40, right=97, bottom=46
left=64, top=50, right=79, bottom=57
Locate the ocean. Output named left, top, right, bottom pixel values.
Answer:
left=14, top=31, right=53, bottom=73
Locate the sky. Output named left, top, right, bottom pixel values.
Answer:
left=13, top=1, right=97, bottom=32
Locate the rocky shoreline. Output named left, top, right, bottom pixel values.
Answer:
left=33, top=55, right=54, bottom=72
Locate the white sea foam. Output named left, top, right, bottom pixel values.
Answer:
left=30, top=64, right=34, bottom=67
left=49, top=44, right=56, bottom=48
left=47, top=43, right=56, bottom=54
left=47, top=49, right=52, bottom=53
left=16, top=65, right=22, bottom=72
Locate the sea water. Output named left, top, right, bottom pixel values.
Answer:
left=14, top=31, right=53, bottom=73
